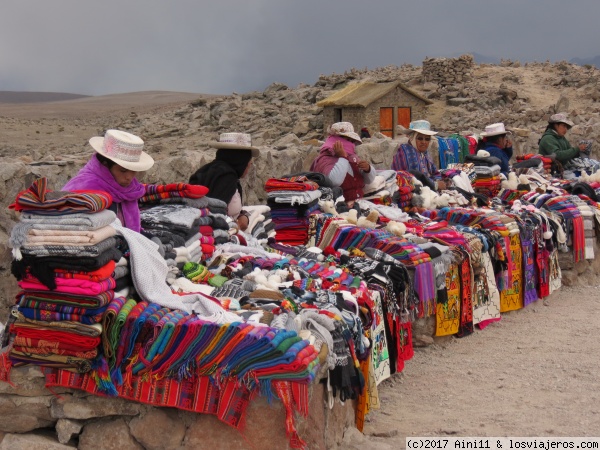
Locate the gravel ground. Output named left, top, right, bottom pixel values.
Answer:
left=341, top=285, right=600, bottom=449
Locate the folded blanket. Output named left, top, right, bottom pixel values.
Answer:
left=267, top=190, right=322, bottom=205
left=20, top=236, right=118, bottom=258
left=140, top=204, right=201, bottom=228
left=10, top=178, right=112, bottom=214
left=24, top=225, right=116, bottom=246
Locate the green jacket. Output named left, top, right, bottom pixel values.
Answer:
left=538, top=129, right=580, bottom=163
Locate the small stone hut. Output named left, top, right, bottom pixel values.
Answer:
left=317, top=80, right=432, bottom=139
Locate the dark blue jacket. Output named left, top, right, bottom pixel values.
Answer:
left=484, top=143, right=512, bottom=176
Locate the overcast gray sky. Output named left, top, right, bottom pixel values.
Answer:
left=2, top=0, right=599, bottom=96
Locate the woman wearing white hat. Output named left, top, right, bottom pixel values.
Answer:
left=63, top=129, right=154, bottom=232
left=310, top=122, right=375, bottom=207
left=189, top=133, right=259, bottom=231
left=391, top=120, right=446, bottom=191
left=538, top=113, right=600, bottom=175
left=478, top=122, right=513, bottom=177
left=539, top=113, right=587, bottom=164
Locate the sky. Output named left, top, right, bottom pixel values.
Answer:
left=2, top=0, right=600, bottom=96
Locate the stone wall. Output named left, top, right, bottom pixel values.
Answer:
left=0, top=366, right=355, bottom=449
left=422, top=54, right=474, bottom=87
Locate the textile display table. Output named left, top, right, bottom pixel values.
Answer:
left=0, top=168, right=599, bottom=448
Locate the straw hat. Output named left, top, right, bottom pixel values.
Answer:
left=480, top=123, right=510, bottom=137
left=89, top=129, right=154, bottom=172
left=403, top=120, right=438, bottom=136
left=209, top=132, right=260, bottom=157
left=328, top=122, right=362, bottom=143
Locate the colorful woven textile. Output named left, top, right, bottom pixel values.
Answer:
left=10, top=178, right=112, bottom=214
left=264, top=177, right=320, bottom=192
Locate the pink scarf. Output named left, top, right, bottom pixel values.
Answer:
left=310, top=136, right=358, bottom=175
left=63, top=155, right=145, bottom=232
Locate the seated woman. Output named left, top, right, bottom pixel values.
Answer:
left=310, top=122, right=375, bottom=207
left=63, top=129, right=154, bottom=232
left=391, top=120, right=446, bottom=190
left=478, top=122, right=513, bottom=177
left=539, top=113, right=599, bottom=174
left=188, top=132, right=258, bottom=231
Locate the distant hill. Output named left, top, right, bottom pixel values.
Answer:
left=570, top=55, right=600, bottom=68
left=0, top=91, right=90, bottom=104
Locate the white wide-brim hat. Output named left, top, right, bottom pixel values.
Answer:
left=209, top=132, right=260, bottom=157
left=480, top=122, right=511, bottom=137
left=89, top=129, right=154, bottom=172
left=403, top=120, right=438, bottom=136
left=328, top=122, right=362, bottom=143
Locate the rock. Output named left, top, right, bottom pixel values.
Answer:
left=447, top=97, right=471, bottom=106
left=554, top=94, right=569, bottom=113
left=413, top=334, right=435, bottom=347
left=128, top=409, right=186, bottom=450
left=50, top=394, right=142, bottom=420
left=78, top=418, right=143, bottom=450
left=273, top=133, right=302, bottom=149
left=0, top=432, right=74, bottom=450
left=55, top=419, right=83, bottom=445
left=0, top=366, right=55, bottom=397
left=510, top=127, right=530, bottom=138
left=0, top=395, right=54, bottom=433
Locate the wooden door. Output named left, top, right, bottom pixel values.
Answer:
left=379, top=107, right=393, bottom=138
left=397, top=107, right=411, bottom=130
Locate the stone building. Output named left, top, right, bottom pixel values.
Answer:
left=317, top=80, right=432, bottom=139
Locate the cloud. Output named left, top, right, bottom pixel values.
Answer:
left=1, top=0, right=600, bottom=95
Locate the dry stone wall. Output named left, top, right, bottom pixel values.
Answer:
left=422, top=54, right=474, bottom=86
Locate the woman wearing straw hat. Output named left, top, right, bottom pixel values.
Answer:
left=310, top=122, right=375, bottom=207
left=478, top=122, right=513, bottom=177
left=189, top=133, right=259, bottom=231
left=391, top=120, right=446, bottom=191
left=63, top=129, right=154, bottom=232
left=539, top=113, right=588, bottom=164
left=539, top=113, right=600, bottom=175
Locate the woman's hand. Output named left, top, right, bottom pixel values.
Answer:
left=357, top=160, right=371, bottom=172
left=333, top=141, right=347, bottom=158
left=579, top=142, right=588, bottom=152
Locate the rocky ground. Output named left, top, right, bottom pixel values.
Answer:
left=345, top=284, right=600, bottom=449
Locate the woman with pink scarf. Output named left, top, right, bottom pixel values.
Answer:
left=63, top=129, right=154, bottom=232
left=310, top=122, right=375, bottom=207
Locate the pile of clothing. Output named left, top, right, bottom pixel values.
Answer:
left=265, top=175, right=322, bottom=245
left=6, top=178, right=122, bottom=373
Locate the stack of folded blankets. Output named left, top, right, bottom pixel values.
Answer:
left=6, top=178, right=122, bottom=373
left=140, top=204, right=204, bottom=268
left=464, top=153, right=503, bottom=198
left=264, top=176, right=321, bottom=246
left=139, top=183, right=212, bottom=263
left=471, top=164, right=502, bottom=197
left=205, top=197, right=231, bottom=249
left=244, top=205, right=276, bottom=244
left=515, top=154, right=552, bottom=175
